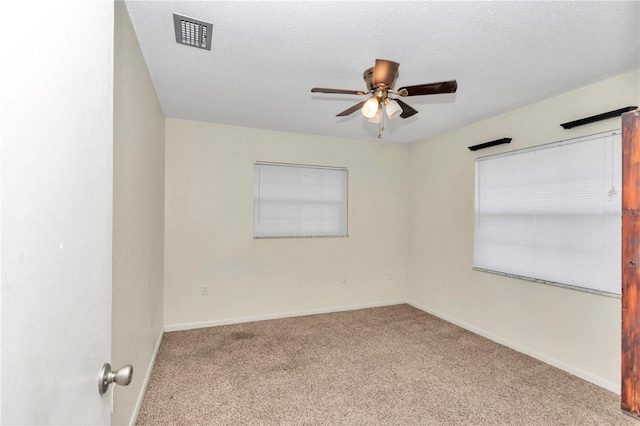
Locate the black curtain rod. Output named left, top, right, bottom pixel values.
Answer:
left=468, top=138, right=512, bottom=151
left=560, top=106, right=637, bottom=129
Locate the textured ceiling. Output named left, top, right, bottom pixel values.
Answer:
left=124, top=1, right=640, bottom=144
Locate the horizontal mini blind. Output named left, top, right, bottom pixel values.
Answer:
left=474, top=131, right=621, bottom=295
left=254, top=162, right=348, bottom=238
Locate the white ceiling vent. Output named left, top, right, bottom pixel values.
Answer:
left=173, top=13, right=212, bottom=51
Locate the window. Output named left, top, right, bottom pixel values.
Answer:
left=474, top=131, right=621, bottom=295
left=254, top=162, right=348, bottom=238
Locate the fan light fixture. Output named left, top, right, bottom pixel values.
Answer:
left=370, top=100, right=402, bottom=123
left=385, top=99, right=402, bottom=120
left=368, top=110, right=381, bottom=123
left=362, top=98, right=379, bottom=119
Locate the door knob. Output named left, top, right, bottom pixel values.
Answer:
left=98, top=363, right=133, bottom=395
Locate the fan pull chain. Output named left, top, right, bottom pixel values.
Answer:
left=378, top=104, right=384, bottom=139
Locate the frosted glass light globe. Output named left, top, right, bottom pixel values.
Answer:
left=362, top=97, right=379, bottom=119
left=385, top=99, right=402, bottom=120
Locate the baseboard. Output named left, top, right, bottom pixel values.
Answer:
left=164, top=299, right=408, bottom=332
left=406, top=300, right=620, bottom=395
left=128, top=330, right=163, bottom=426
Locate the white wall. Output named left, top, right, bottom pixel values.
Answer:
left=1, top=1, right=114, bottom=423
left=164, top=120, right=408, bottom=329
left=112, top=2, right=165, bottom=425
left=408, top=69, right=640, bottom=392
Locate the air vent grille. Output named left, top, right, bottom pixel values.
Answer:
left=173, top=14, right=212, bottom=51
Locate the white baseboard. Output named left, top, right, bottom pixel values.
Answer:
left=163, top=299, right=408, bottom=332
left=129, top=330, right=163, bottom=426
left=406, top=300, right=620, bottom=395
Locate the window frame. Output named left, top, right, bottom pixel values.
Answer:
left=253, top=161, right=349, bottom=239
left=473, top=130, right=622, bottom=297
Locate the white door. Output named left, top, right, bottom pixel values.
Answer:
left=1, top=1, right=114, bottom=424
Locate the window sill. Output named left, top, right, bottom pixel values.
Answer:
left=472, top=267, right=620, bottom=298
left=254, top=234, right=349, bottom=239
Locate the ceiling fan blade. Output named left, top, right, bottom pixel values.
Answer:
left=395, top=99, right=418, bottom=119
left=336, top=101, right=366, bottom=117
left=311, top=87, right=366, bottom=95
left=373, top=59, right=400, bottom=89
left=398, top=80, right=458, bottom=96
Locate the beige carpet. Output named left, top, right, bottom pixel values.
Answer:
left=137, top=304, right=634, bottom=425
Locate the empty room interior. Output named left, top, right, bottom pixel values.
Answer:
left=3, top=1, right=640, bottom=425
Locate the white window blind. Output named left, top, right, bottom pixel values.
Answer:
left=254, top=162, right=348, bottom=238
left=474, top=131, right=621, bottom=295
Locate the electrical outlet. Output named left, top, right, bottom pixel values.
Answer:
left=201, top=285, right=208, bottom=295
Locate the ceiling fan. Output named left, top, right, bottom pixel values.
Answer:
left=311, top=59, right=457, bottom=138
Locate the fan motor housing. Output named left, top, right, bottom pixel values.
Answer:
left=363, top=66, right=398, bottom=91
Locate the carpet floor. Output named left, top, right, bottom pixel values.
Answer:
left=136, top=304, right=635, bottom=425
